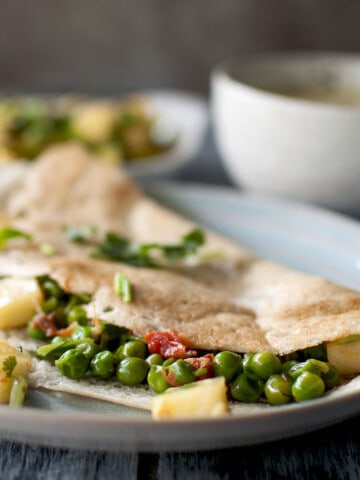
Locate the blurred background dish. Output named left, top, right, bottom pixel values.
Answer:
left=211, top=52, right=360, bottom=213
left=0, top=90, right=208, bottom=179
left=125, top=90, right=208, bottom=178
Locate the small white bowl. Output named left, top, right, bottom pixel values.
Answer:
left=211, top=52, right=360, bottom=213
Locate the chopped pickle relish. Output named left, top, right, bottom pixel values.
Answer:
left=25, top=276, right=343, bottom=406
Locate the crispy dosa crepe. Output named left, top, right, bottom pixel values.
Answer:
left=4, top=144, right=247, bottom=261
left=3, top=144, right=360, bottom=355
left=1, top=144, right=360, bottom=412
left=0, top=251, right=265, bottom=412
left=0, top=253, right=267, bottom=353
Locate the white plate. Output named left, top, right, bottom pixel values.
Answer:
left=0, top=183, right=360, bottom=452
left=0, top=90, right=208, bottom=179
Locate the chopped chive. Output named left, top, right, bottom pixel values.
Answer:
left=181, top=229, right=205, bottom=250
left=9, top=376, right=29, bottom=407
left=92, top=228, right=206, bottom=268
left=114, top=273, right=132, bottom=303
left=0, top=227, right=32, bottom=249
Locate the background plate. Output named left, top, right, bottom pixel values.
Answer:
left=0, top=182, right=360, bottom=452
left=0, top=90, right=208, bottom=180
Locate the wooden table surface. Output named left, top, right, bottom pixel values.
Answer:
left=1, top=132, right=360, bottom=479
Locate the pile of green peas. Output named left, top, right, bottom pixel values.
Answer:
left=28, top=276, right=341, bottom=405
left=227, top=349, right=340, bottom=404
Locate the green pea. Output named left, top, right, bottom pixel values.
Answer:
left=291, top=371, right=325, bottom=402
left=116, top=357, right=149, bottom=385
left=163, top=357, right=175, bottom=367
left=56, top=349, right=89, bottom=379
left=37, top=339, right=76, bottom=362
left=71, top=326, right=93, bottom=341
left=282, top=360, right=298, bottom=377
left=213, top=351, right=242, bottom=382
left=41, top=297, right=59, bottom=314
left=265, top=375, right=292, bottom=405
left=116, top=340, right=147, bottom=360
left=27, top=322, right=46, bottom=341
left=167, top=360, right=196, bottom=385
left=90, top=351, right=115, bottom=379
left=53, top=305, right=68, bottom=328
left=51, top=335, right=65, bottom=344
left=303, top=344, right=327, bottom=361
left=230, top=372, right=263, bottom=403
left=40, top=278, right=64, bottom=300
left=147, top=365, right=169, bottom=393
left=76, top=342, right=101, bottom=361
left=242, top=353, right=254, bottom=371
left=288, top=359, right=323, bottom=380
left=146, top=353, right=163, bottom=366
left=67, top=305, right=88, bottom=326
left=244, top=352, right=282, bottom=380
left=65, top=295, right=82, bottom=315
left=322, top=363, right=341, bottom=388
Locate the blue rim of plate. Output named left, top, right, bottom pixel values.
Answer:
left=0, top=182, right=359, bottom=452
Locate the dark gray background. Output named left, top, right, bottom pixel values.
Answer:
left=1, top=0, right=360, bottom=95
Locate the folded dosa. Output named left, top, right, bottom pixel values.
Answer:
left=0, top=251, right=268, bottom=411
left=0, top=253, right=268, bottom=354
left=3, top=144, right=360, bottom=356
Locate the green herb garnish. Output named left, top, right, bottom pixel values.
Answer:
left=114, top=273, right=132, bottom=303
left=3, top=356, right=17, bottom=378
left=0, top=227, right=32, bottom=248
left=92, top=229, right=205, bottom=267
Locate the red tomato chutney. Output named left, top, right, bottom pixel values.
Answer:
left=144, top=329, right=197, bottom=359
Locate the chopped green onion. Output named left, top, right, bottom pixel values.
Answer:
left=0, top=227, right=32, bottom=249
left=114, top=273, right=132, bottom=303
left=181, top=229, right=205, bottom=251
left=9, top=376, right=29, bottom=407
left=92, top=229, right=206, bottom=268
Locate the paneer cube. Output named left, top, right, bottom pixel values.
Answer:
left=151, top=376, right=228, bottom=420
left=327, top=338, right=360, bottom=375
left=0, top=339, right=32, bottom=403
left=0, top=277, right=44, bottom=328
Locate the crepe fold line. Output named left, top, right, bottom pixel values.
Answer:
left=3, top=144, right=360, bottom=356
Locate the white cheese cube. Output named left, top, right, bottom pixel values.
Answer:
left=327, top=338, right=360, bottom=375
left=151, top=376, right=228, bottom=419
left=0, top=278, right=44, bottom=328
